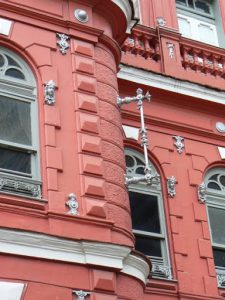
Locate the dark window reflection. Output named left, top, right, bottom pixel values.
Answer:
left=129, top=191, right=161, bottom=234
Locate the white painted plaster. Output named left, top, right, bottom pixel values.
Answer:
left=218, top=147, right=225, bottom=159
left=118, top=65, right=225, bottom=105
left=0, top=229, right=150, bottom=284
left=0, top=18, right=12, bottom=36
left=122, top=125, right=139, bottom=140
left=0, top=282, right=24, bottom=300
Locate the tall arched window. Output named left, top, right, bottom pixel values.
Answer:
left=125, top=148, right=171, bottom=279
left=0, top=47, right=41, bottom=198
left=205, top=168, right=225, bottom=287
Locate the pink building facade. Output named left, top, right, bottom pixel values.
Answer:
left=0, top=0, right=225, bottom=299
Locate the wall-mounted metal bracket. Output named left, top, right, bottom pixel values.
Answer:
left=117, top=88, right=160, bottom=186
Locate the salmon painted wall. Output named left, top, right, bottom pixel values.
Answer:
left=1, top=0, right=225, bottom=300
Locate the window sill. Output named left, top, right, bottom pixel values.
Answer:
left=0, top=192, right=46, bottom=211
left=146, top=277, right=178, bottom=292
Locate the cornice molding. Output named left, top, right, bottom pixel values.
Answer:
left=118, top=65, right=225, bottom=105
left=112, top=0, right=138, bottom=33
left=0, top=228, right=150, bottom=284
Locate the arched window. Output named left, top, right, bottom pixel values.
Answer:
left=205, top=168, right=225, bottom=287
left=0, top=47, right=41, bottom=198
left=125, top=148, right=171, bottom=279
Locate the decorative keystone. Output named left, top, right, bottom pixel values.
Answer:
left=167, top=176, right=177, bottom=198
left=66, top=193, right=79, bottom=215
left=173, top=136, right=184, bottom=154
left=56, top=33, right=70, bottom=54
left=73, top=290, right=90, bottom=300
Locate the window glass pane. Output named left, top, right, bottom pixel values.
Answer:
left=207, top=182, right=220, bottom=190
left=129, top=191, right=161, bottom=234
left=176, top=0, right=187, bottom=6
left=125, top=155, right=135, bottom=168
left=208, top=207, right=225, bottom=245
left=136, top=166, right=145, bottom=175
left=135, top=235, right=162, bottom=257
left=0, top=55, right=5, bottom=68
left=213, top=249, right=225, bottom=268
left=188, top=0, right=194, bottom=8
left=195, top=0, right=210, bottom=14
left=0, top=96, right=31, bottom=145
left=5, top=55, right=21, bottom=67
left=0, top=147, right=31, bottom=174
left=5, top=68, right=25, bottom=80
left=220, top=176, right=225, bottom=187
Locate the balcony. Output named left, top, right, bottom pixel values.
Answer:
left=121, top=24, right=225, bottom=91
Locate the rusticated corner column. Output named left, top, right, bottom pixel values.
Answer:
left=71, top=0, right=137, bottom=247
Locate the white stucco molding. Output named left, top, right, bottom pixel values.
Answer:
left=0, top=18, right=12, bottom=36
left=118, top=65, right=225, bottom=105
left=112, top=0, right=139, bottom=33
left=0, top=228, right=150, bottom=284
left=0, top=282, right=25, bottom=300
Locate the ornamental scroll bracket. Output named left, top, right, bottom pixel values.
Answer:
left=197, top=182, right=206, bottom=204
left=167, top=176, right=177, bottom=198
left=117, top=88, right=160, bottom=186
left=73, top=290, right=90, bottom=300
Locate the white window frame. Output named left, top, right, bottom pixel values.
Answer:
left=176, top=0, right=224, bottom=47
left=205, top=168, right=225, bottom=288
left=125, top=148, right=171, bottom=279
left=0, top=46, right=41, bottom=199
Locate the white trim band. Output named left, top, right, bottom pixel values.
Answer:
left=118, top=65, right=225, bottom=105
left=0, top=228, right=150, bottom=284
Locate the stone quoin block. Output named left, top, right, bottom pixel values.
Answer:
left=191, top=155, right=208, bottom=172
left=44, top=106, right=61, bottom=128
left=96, top=63, right=118, bottom=89
left=46, top=146, right=63, bottom=171
left=73, top=40, right=94, bottom=57
left=85, top=199, right=106, bottom=218
left=76, top=92, right=98, bottom=113
left=170, top=216, right=179, bottom=234
left=76, top=74, right=96, bottom=94
left=95, top=46, right=117, bottom=72
left=97, top=82, right=118, bottom=104
left=100, top=120, right=123, bottom=147
left=82, top=154, right=103, bottom=176
left=173, top=235, right=188, bottom=255
left=45, top=125, right=56, bottom=147
left=198, top=239, right=213, bottom=258
left=105, top=182, right=129, bottom=210
left=207, top=258, right=216, bottom=277
left=83, top=176, right=105, bottom=198
left=48, top=191, right=65, bottom=212
left=103, top=161, right=125, bottom=186
left=102, top=141, right=125, bottom=168
left=201, top=221, right=211, bottom=240
left=188, top=169, right=203, bottom=186
left=80, top=133, right=101, bottom=154
left=93, top=270, right=116, bottom=291
left=75, top=56, right=94, bottom=75
left=47, top=168, right=58, bottom=191
left=193, top=203, right=207, bottom=222
left=79, top=112, right=99, bottom=134
left=203, top=275, right=218, bottom=295
left=99, top=101, right=122, bottom=127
